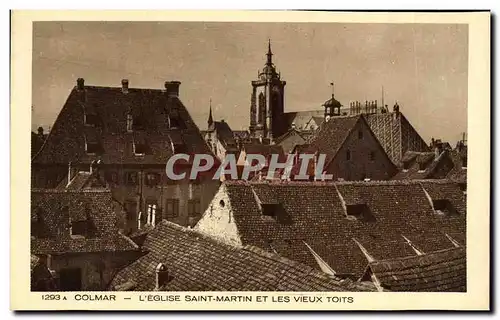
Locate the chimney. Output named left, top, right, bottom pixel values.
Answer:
left=77, top=78, right=85, bottom=91
left=165, top=81, right=181, bottom=97
left=121, top=79, right=129, bottom=94
left=155, top=263, right=169, bottom=290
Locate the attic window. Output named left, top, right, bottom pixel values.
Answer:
left=84, top=131, right=101, bottom=155
left=133, top=135, right=148, bottom=156
left=84, top=113, right=99, bottom=127
left=346, top=150, right=351, bottom=161
left=133, top=115, right=145, bottom=131
left=168, top=109, right=185, bottom=129
left=418, top=162, right=428, bottom=172
left=219, top=200, right=225, bottom=208
left=126, top=114, right=133, bottom=132
left=403, top=160, right=411, bottom=170
left=358, top=130, right=363, bottom=139
left=346, top=204, right=375, bottom=222
left=262, top=203, right=278, bottom=218
left=432, top=199, right=457, bottom=216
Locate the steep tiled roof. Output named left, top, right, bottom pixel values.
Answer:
left=209, top=180, right=465, bottom=278
left=32, top=82, right=212, bottom=165
left=109, top=221, right=377, bottom=292
left=365, top=112, right=429, bottom=163
left=284, top=110, right=325, bottom=131
left=242, top=143, right=285, bottom=160
left=393, top=150, right=466, bottom=183
left=446, top=149, right=468, bottom=183
left=305, top=115, right=360, bottom=165
left=363, top=246, right=466, bottom=292
left=31, top=189, right=139, bottom=254
left=213, top=121, right=238, bottom=150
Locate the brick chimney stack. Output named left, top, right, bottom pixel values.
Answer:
left=121, top=79, right=129, bottom=94
left=77, top=78, right=85, bottom=91
left=165, top=81, right=181, bottom=97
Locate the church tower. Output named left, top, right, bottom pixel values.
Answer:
left=249, top=40, right=286, bottom=142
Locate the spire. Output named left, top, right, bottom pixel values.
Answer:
left=330, top=82, right=335, bottom=98
left=266, top=39, right=273, bottom=66
left=207, top=98, right=213, bottom=126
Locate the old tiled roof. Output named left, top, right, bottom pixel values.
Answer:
left=233, top=130, right=251, bottom=140
left=364, top=246, right=466, bottom=292
left=213, top=121, right=238, bottom=150
left=393, top=150, right=466, bottom=182
left=109, top=220, right=377, bottom=292
left=32, top=82, right=212, bottom=165
left=284, top=110, right=325, bottom=131
left=208, top=180, right=465, bottom=278
left=365, top=112, right=429, bottom=164
left=31, top=189, right=139, bottom=254
left=446, top=149, right=467, bottom=183
left=242, top=143, right=285, bottom=160
left=304, top=115, right=360, bottom=165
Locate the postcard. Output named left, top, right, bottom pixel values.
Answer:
left=11, top=10, right=490, bottom=311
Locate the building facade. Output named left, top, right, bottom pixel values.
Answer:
left=32, top=79, right=220, bottom=233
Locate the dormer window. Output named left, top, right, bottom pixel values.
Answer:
left=169, top=132, right=188, bottom=154
left=168, top=109, right=185, bottom=129
left=84, top=104, right=98, bottom=127
left=403, top=160, right=411, bottom=170
left=418, top=162, right=428, bottom=172
left=133, top=116, right=145, bottom=131
left=133, top=134, right=148, bottom=156
left=346, top=204, right=375, bottom=222
left=432, top=199, right=457, bottom=216
left=126, top=114, right=133, bottom=132
left=70, top=205, right=91, bottom=238
left=346, top=150, right=351, bottom=161
left=84, top=130, right=101, bottom=155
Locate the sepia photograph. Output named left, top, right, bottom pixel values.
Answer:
left=11, top=10, right=490, bottom=311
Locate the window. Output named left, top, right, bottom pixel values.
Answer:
left=166, top=199, right=180, bottom=218
left=172, top=142, right=188, bottom=154
left=134, top=140, right=147, bottom=156
left=133, top=116, right=145, bottom=130
left=219, top=200, right=225, bottom=208
left=418, top=161, right=428, bottom=171
left=188, top=199, right=201, bottom=217
left=168, top=109, right=185, bottom=129
left=84, top=113, right=99, bottom=127
left=369, top=151, right=375, bottom=161
left=358, top=130, right=363, bottom=139
left=461, top=156, right=467, bottom=168
left=106, top=171, right=119, bottom=185
left=145, top=173, right=160, bottom=187
left=125, top=172, right=138, bottom=185
left=346, top=204, right=375, bottom=222
left=403, top=160, right=411, bottom=170
left=71, top=221, right=88, bottom=237
left=432, top=199, right=457, bottom=216
left=346, top=150, right=351, bottom=161
left=146, top=201, right=158, bottom=226
left=126, top=114, right=133, bottom=132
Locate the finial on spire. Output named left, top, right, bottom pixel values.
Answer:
left=266, top=39, right=273, bottom=65
left=207, top=98, right=213, bottom=126
left=330, top=82, right=335, bottom=98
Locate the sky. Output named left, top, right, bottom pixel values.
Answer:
left=32, top=21, right=468, bottom=144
